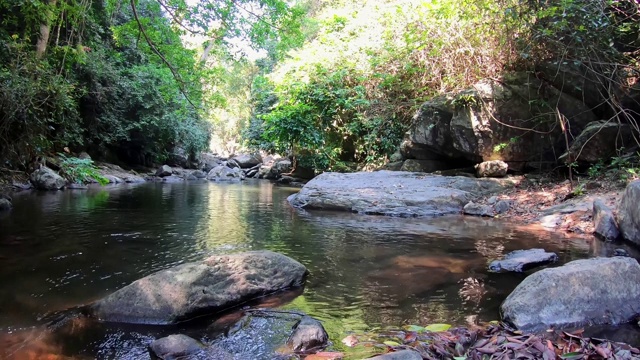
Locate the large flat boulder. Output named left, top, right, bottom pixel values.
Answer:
left=91, top=251, right=307, bottom=324
left=500, top=257, right=640, bottom=331
left=618, top=180, right=640, bottom=246
left=288, top=171, right=510, bottom=217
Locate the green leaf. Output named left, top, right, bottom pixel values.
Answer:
left=383, top=341, right=401, bottom=347
left=425, top=324, right=451, bottom=332
left=402, top=325, right=426, bottom=332
left=560, top=352, right=584, bottom=360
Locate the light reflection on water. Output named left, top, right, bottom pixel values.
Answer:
left=0, top=180, right=635, bottom=358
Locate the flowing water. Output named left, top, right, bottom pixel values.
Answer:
left=0, top=180, right=636, bottom=359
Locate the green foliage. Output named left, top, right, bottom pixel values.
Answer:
left=0, top=0, right=304, bottom=168
left=58, top=154, right=109, bottom=185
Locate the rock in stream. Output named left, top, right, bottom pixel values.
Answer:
left=288, top=171, right=511, bottom=217
left=91, top=251, right=307, bottom=324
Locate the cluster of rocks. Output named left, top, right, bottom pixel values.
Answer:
left=84, top=250, right=333, bottom=359
left=13, top=150, right=308, bottom=196
left=386, top=69, right=638, bottom=178
left=152, top=152, right=310, bottom=185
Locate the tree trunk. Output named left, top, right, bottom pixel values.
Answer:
left=199, top=38, right=216, bottom=64
left=36, top=0, right=57, bottom=59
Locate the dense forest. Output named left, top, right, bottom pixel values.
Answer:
left=1, top=0, right=639, bottom=174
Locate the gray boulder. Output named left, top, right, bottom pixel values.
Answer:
left=366, top=350, right=423, bottom=360
left=199, top=153, right=224, bottom=172
left=30, top=167, right=66, bottom=190
left=287, top=316, right=329, bottom=353
left=231, top=153, right=262, bottom=169
left=103, top=175, right=123, bottom=184
left=489, top=249, right=558, bottom=272
left=494, top=199, right=512, bottom=214
left=475, top=160, right=508, bottom=178
left=463, top=201, right=494, bottom=217
left=207, top=165, right=245, bottom=182
left=149, top=334, right=205, bottom=360
left=402, top=75, right=597, bottom=166
left=259, top=159, right=293, bottom=179
left=156, top=165, right=172, bottom=177
left=191, top=170, right=206, bottom=179
left=500, top=257, right=640, bottom=331
left=593, top=199, right=620, bottom=241
left=561, top=121, right=635, bottom=164
left=618, top=180, right=640, bottom=246
left=167, top=147, right=190, bottom=169
left=91, top=251, right=307, bottom=324
left=288, top=171, right=510, bottom=217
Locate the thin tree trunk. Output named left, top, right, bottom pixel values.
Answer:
left=36, top=0, right=57, bottom=59
left=200, top=38, right=216, bottom=64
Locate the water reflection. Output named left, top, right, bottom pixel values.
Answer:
left=0, top=181, right=635, bottom=358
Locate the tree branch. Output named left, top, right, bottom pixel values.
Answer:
left=129, top=0, right=199, bottom=110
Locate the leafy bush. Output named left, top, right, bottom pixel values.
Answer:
left=58, top=155, right=109, bottom=185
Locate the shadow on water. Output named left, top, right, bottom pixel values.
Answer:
left=0, top=180, right=639, bottom=358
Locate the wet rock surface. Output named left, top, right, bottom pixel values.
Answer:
left=288, top=171, right=511, bottom=217
left=149, top=334, right=206, bottom=360
left=501, top=257, right=640, bottom=331
left=91, top=251, right=307, bottom=324
left=287, top=316, right=329, bottom=353
left=489, top=249, right=558, bottom=272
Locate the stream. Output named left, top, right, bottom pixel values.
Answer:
left=0, top=180, right=637, bottom=359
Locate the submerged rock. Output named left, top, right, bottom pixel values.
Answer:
left=288, top=171, right=510, bottom=217
left=30, top=167, right=66, bottom=190
left=500, top=257, right=640, bottom=331
left=489, top=249, right=557, bottom=272
left=149, top=334, right=206, bottom=360
left=618, top=180, right=640, bottom=246
left=91, top=251, right=307, bottom=324
left=287, top=316, right=329, bottom=353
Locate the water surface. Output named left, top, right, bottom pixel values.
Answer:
left=0, top=180, right=633, bottom=358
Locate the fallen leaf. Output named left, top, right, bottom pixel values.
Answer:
left=403, top=324, right=426, bottom=332
left=425, top=323, right=452, bottom=332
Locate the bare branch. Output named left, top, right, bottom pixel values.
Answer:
left=129, top=0, right=199, bottom=110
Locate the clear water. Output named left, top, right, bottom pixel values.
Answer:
left=0, top=180, right=635, bottom=358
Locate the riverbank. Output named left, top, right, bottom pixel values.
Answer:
left=472, top=173, right=627, bottom=236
